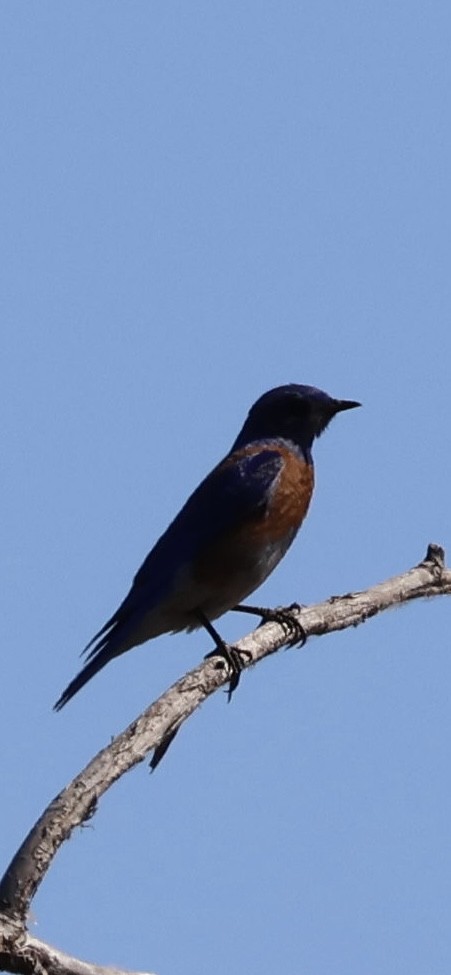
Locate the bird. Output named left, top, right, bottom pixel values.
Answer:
left=54, top=384, right=360, bottom=710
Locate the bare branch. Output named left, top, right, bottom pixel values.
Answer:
left=0, top=543, right=448, bottom=974
left=0, top=921, right=155, bottom=975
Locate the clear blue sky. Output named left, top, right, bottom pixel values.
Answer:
left=2, top=3, right=450, bottom=973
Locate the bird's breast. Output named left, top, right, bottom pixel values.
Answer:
left=251, top=444, right=314, bottom=543
left=190, top=445, right=314, bottom=617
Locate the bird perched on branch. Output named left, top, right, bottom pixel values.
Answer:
left=54, top=384, right=360, bottom=710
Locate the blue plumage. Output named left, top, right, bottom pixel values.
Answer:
left=54, top=384, right=359, bottom=709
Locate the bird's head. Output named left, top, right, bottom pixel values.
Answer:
left=233, top=384, right=361, bottom=459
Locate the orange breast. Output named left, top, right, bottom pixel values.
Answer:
left=193, top=443, right=314, bottom=596
left=245, top=444, right=314, bottom=543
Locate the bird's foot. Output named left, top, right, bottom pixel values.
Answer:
left=204, top=643, right=252, bottom=701
left=197, top=608, right=251, bottom=701
left=233, top=602, right=306, bottom=647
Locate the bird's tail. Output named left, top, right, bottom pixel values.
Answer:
left=54, top=594, right=141, bottom=710
left=53, top=644, right=118, bottom=711
left=54, top=589, right=163, bottom=710
left=54, top=608, right=135, bottom=710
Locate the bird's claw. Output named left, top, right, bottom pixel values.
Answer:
left=257, top=602, right=306, bottom=647
left=204, top=643, right=252, bottom=701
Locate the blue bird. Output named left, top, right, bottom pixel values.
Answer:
left=54, top=384, right=360, bottom=710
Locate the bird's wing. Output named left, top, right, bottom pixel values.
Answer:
left=54, top=447, right=284, bottom=710
left=133, top=446, right=284, bottom=592
left=84, top=447, right=284, bottom=652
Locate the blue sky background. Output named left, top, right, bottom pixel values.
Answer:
left=2, top=3, right=450, bottom=973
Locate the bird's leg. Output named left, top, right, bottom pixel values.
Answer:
left=232, top=602, right=306, bottom=647
left=197, top=610, right=250, bottom=701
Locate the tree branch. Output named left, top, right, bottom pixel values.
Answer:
left=0, top=922, right=156, bottom=975
left=0, top=543, right=448, bottom=974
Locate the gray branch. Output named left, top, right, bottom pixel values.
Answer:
left=0, top=920, right=155, bottom=975
left=0, top=544, right=448, bottom=975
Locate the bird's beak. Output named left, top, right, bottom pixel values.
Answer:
left=333, top=399, right=361, bottom=413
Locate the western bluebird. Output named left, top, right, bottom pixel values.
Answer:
left=54, top=384, right=360, bottom=710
